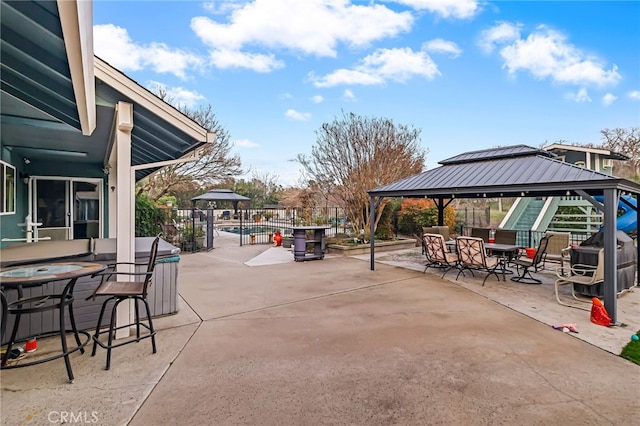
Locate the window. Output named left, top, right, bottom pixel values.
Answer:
left=0, top=160, right=16, bottom=214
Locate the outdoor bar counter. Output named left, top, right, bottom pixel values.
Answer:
left=0, top=237, right=180, bottom=342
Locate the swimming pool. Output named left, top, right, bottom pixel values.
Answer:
left=220, top=226, right=279, bottom=235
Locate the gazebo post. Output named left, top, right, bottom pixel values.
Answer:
left=603, top=188, right=619, bottom=324
left=370, top=196, right=376, bottom=270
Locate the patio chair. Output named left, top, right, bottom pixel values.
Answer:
left=455, top=236, right=502, bottom=286
left=421, top=226, right=450, bottom=254
left=554, top=248, right=604, bottom=310
left=510, top=235, right=551, bottom=284
left=542, top=231, right=571, bottom=270
left=423, top=233, right=459, bottom=278
left=87, top=236, right=159, bottom=370
left=494, top=229, right=517, bottom=245
left=470, top=227, right=491, bottom=243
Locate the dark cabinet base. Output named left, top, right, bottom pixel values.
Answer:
left=292, top=227, right=328, bottom=261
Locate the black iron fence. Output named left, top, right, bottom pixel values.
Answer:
left=461, top=226, right=593, bottom=248
left=456, top=207, right=491, bottom=229
left=166, top=207, right=345, bottom=251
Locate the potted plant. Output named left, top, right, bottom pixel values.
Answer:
left=182, top=224, right=203, bottom=251
left=195, top=225, right=205, bottom=249
left=282, top=232, right=294, bottom=248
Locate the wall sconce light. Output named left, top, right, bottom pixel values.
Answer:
left=102, top=165, right=111, bottom=175
left=110, top=186, right=116, bottom=192
left=19, top=172, right=30, bottom=184
left=23, top=157, right=30, bottom=165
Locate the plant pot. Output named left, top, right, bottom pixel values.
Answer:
left=196, top=237, right=205, bottom=249
left=282, top=237, right=293, bottom=248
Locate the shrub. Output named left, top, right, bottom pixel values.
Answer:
left=396, top=199, right=455, bottom=237
left=135, top=194, right=166, bottom=237
left=375, top=200, right=400, bottom=240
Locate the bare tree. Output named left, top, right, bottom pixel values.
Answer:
left=598, top=127, right=640, bottom=179
left=137, top=88, right=243, bottom=201
left=298, top=111, right=426, bottom=237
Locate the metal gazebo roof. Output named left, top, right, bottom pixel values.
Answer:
left=369, top=145, right=640, bottom=199
left=191, top=189, right=250, bottom=205
left=367, top=144, right=640, bottom=325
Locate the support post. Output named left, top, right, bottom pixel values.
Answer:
left=114, top=101, right=135, bottom=339
left=603, top=188, right=618, bottom=324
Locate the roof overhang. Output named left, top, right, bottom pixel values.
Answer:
left=0, top=0, right=95, bottom=135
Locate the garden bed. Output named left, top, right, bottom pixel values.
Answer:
left=326, top=238, right=416, bottom=256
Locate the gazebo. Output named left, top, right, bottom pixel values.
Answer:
left=191, top=189, right=250, bottom=214
left=368, top=145, right=640, bottom=324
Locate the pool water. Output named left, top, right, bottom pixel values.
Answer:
left=220, top=226, right=279, bottom=235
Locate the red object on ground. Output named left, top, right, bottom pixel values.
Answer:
left=25, top=338, right=37, bottom=352
left=525, top=248, right=536, bottom=259
left=273, top=231, right=282, bottom=246
left=590, top=297, right=612, bottom=326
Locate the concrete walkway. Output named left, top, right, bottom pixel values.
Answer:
left=1, top=232, right=639, bottom=425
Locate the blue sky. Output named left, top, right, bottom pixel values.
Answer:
left=93, top=0, right=640, bottom=186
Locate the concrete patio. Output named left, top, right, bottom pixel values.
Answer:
left=1, top=231, right=639, bottom=425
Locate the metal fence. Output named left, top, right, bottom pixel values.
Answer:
left=456, top=207, right=491, bottom=229
left=167, top=207, right=345, bottom=251
left=461, top=226, right=594, bottom=249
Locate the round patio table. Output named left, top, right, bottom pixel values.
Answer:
left=0, top=262, right=106, bottom=383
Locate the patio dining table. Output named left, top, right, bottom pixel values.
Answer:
left=0, top=261, right=106, bottom=382
left=483, top=243, right=522, bottom=280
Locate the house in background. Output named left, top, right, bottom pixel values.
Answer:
left=543, top=143, right=629, bottom=173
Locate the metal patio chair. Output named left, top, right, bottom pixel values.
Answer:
left=423, top=233, right=459, bottom=278
left=87, top=236, right=159, bottom=370
left=510, top=235, right=551, bottom=284
left=455, top=236, right=502, bottom=286
left=554, top=248, right=604, bottom=310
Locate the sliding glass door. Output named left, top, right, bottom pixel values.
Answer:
left=32, top=177, right=103, bottom=240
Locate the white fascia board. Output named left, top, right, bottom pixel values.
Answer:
left=544, top=143, right=610, bottom=156
left=94, top=56, right=208, bottom=142
left=57, top=0, right=96, bottom=136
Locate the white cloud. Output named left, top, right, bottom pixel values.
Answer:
left=190, top=0, right=413, bottom=72
left=147, top=81, right=206, bottom=108
left=602, top=93, right=617, bottom=106
left=202, top=1, right=242, bottom=15
left=310, top=95, right=324, bottom=103
left=565, top=87, right=592, bottom=103
left=343, top=89, right=356, bottom=101
left=234, top=139, right=260, bottom=148
left=478, top=21, right=522, bottom=53
left=422, top=38, right=461, bottom=58
left=94, top=24, right=204, bottom=79
left=310, top=47, right=440, bottom=87
left=285, top=109, right=311, bottom=121
left=393, top=0, right=481, bottom=19
left=481, top=23, right=621, bottom=87
left=209, top=48, right=284, bottom=72
left=630, top=91, right=640, bottom=100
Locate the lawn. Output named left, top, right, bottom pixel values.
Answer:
left=620, top=330, right=640, bottom=365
